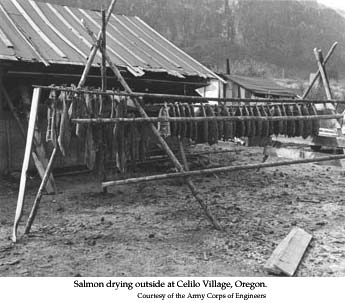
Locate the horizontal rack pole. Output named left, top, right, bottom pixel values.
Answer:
left=72, top=114, right=343, bottom=124
left=32, top=85, right=345, bottom=104
left=143, top=102, right=301, bottom=108
left=102, top=153, right=345, bottom=188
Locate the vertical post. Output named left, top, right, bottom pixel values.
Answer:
left=226, top=58, right=230, bottom=75
left=101, top=9, right=107, bottom=93
left=12, top=87, right=41, bottom=242
left=101, top=8, right=108, bottom=193
left=0, top=68, right=4, bottom=116
left=5, top=119, right=11, bottom=173
left=0, top=69, right=7, bottom=173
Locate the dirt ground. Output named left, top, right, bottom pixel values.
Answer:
left=1, top=142, right=345, bottom=277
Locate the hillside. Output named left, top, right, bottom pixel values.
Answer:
left=39, top=0, right=345, bottom=78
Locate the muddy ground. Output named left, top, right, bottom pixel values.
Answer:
left=1, top=143, right=345, bottom=277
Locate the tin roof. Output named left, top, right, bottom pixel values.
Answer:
left=0, top=0, right=223, bottom=81
left=226, top=75, right=297, bottom=97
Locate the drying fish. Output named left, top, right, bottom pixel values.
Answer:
left=294, top=104, right=304, bottom=137
left=205, top=104, right=218, bottom=145
left=169, top=103, right=177, bottom=137
left=197, top=103, right=208, bottom=143
left=273, top=104, right=284, bottom=136
left=57, top=91, right=71, bottom=157
left=157, top=104, right=171, bottom=138
left=259, top=105, right=269, bottom=138
left=279, top=103, right=288, bottom=136
left=301, top=103, right=312, bottom=139
left=184, top=103, right=192, bottom=139
left=285, top=104, right=296, bottom=137
left=253, top=105, right=262, bottom=137
left=235, top=106, right=246, bottom=138
left=308, top=103, right=320, bottom=136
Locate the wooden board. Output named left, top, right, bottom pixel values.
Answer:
left=265, top=227, right=312, bottom=276
left=13, top=87, right=41, bottom=242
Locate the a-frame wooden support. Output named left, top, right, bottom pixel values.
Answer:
left=301, top=42, right=337, bottom=100
left=13, top=1, right=222, bottom=242
left=12, top=0, right=123, bottom=242
left=82, top=20, right=222, bottom=230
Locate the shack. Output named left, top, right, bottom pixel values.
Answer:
left=223, top=74, right=297, bottom=99
left=0, top=0, right=225, bottom=174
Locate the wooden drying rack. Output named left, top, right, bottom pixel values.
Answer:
left=10, top=0, right=345, bottom=242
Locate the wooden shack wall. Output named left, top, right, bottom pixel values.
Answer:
left=0, top=114, right=26, bottom=173
left=0, top=93, right=86, bottom=174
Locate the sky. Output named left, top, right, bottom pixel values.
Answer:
left=318, top=0, right=345, bottom=11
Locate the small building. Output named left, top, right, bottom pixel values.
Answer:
left=223, top=74, right=297, bottom=99
left=197, top=74, right=297, bottom=100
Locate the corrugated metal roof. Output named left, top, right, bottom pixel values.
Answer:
left=226, top=74, right=297, bottom=97
left=0, top=0, right=224, bottom=82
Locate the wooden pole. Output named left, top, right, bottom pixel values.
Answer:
left=100, top=8, right=108, bottom=193
left=77, top=0, right=117, bottom=88
left=102, top=153, right=345, bottom=187
left=314, top=48, right=332, bottom=100
left=101, top=9, right=107, bottom=92
left=24, top=147, right=57, bottom=235
left=302, top=42, right=337, bottom=99
left=179, top=140, right=189, bottom=171
left=81, top=21, right=222, bottom=230
left=33, top=85, right=344, bottom=104
left=5, top=119, right=11, bottom=173
left=178, top=139, right=221, bottom=229
left=12, top=87, right=41, bottom=242
left=71, top=114, right=343, bottom=124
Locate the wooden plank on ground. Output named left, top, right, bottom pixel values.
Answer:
left=265, top=227, right=312, bottom=276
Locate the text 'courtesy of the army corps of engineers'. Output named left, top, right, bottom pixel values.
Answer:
left=74, top=278, right=269, bottom=301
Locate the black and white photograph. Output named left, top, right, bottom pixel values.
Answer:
left=1, top=0, right=345, bottom=294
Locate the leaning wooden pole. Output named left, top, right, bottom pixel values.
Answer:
left=100, top=8, right=108, bottom=193
left=78, top=0, right=117, bottom=88
left=81, top=21, right=222, bottom=230
left=24, top=147, right=58, bottom=235
left=12, top=88, right=41, bottom=242
left=102, top=153, right=345, bottom=187
left=178, top=140, right=221, bottom=228
left=314, top=48, right=332, bottom=100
